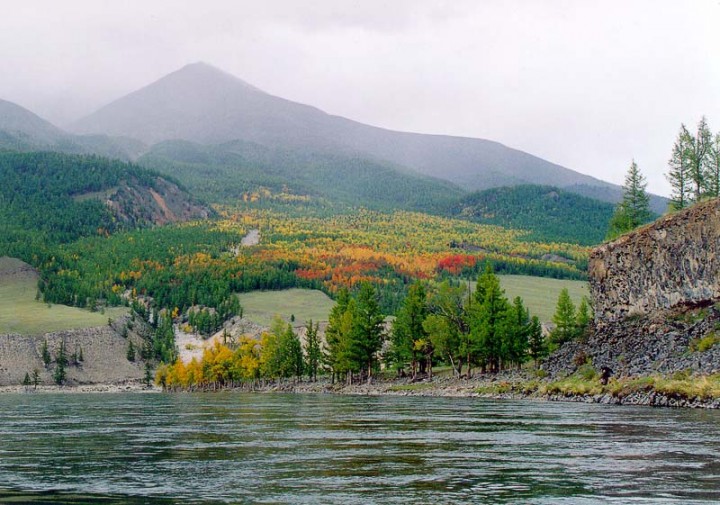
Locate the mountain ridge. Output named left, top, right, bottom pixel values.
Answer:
left=70, top=62, right=666, bottom=212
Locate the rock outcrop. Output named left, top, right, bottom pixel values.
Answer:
left=0, top=322, right=146, bottom=386
left=589, top=198, right=720, bottom=323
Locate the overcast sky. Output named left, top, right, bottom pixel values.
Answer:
left=2, top=0, right=719, bottom=196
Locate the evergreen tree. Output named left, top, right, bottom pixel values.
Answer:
left=53, top=341, right=68, bottom=385
left=689, top=116, right=713, bottom=200
left=504, top=296, right=531, bottom=369
left=325, top=288, right=351, bottom=381
left=351, top=282, right=385, bottom=383
left=550, top=288, right=577, bottom=345
left=78, top=346, right=84, bottom=362
left=23, top=372, right=31, bottom=388
left=41, top=340, right=51, bottom=366
left=390, top=282, right=428, bottom=378
left=606, top=160, right=651, bottom=240
left=144, top=362, right=154, bottom=388
left=127, top=340, right=136, bottom=362
left=705, top=132, right=720, bottom=199
left=667, top=124, right=693, bottom=210
left=575, top=296, right=592, bottom=335
left=281, top=323, right=304, bottom=380
left=469, top=264, right=510, bottom=374
left=304, top=320, right=322, bottom=382
left=527, top=316, right=547, bottom=368
left=31, top=368, right=40, bottom=389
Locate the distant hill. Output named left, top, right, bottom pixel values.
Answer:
left=0, top=98, right=145, bottom=160
left=71, top=62, right=667, bottom=212
left=455, top=185, right=616, bottom=245
left=139, top=139, right=464, bottom=212
left=0, top=151, right=212, bottom=259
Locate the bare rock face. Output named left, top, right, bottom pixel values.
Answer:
left=589, top=198, right=720, bottom=323
left=0, top=325, right=145, bottom=386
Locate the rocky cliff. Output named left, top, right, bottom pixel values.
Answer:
left=545, top=199, right=720, bottom=379
left=0, top=324, right=146, bottom=386
left=589, top=198, right=720, bottom=323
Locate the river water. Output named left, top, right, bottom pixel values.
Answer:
left=0, top=393, right=718, bottom=504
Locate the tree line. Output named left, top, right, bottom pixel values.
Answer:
left=157, top=266, right=592, bottom=390
left=606, top=116, right=720, bottom=240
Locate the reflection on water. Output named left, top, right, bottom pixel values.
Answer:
left=0, top=393, right=718, bottom=504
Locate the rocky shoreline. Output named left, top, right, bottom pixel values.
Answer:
left=3, top=373, right=719, bottom=408
left=0, top=379, right=159, bottom=394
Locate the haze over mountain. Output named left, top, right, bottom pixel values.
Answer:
left=71, top=62, right=666, bottom=212
left=0, top=98, right=145, bottom=160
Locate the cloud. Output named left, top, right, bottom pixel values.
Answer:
left=0, top=0, right=718, bottom=196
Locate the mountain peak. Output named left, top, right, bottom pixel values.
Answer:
left=156, top=61, right=263, bottom=94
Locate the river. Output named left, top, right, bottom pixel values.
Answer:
left=0, top=393, right=718, bottom=504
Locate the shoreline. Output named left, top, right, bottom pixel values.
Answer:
left=0, top=380, right=159, bottom=394
left=3, top=375, right=720, bottom=409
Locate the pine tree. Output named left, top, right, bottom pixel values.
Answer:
left=325, top=288, right=351, bottom=382
left=54, top=341, right=68, bottom=385
left=390, top=282, right=428, bottom=378
left=423, top=282, right=466, bottom=378
left=667, top=124, right=693, bottom=210
left=304, top=320, right=322, bottom=382
left=527, top=316, right=547, bottom=368
left=23, top=372, right=31, bottom=388
left=281, top=323, right=304, bottom=380
left=470, top=264, right=510, bottom=374
left=144, top=362, right=154, bottom=388
left=551, top=288, right=577, bottom=345
left=126, top=340, right=136, bottom=362
left=606, top=160, right=651, bottom=240
left=31, top=368, right=40, bottom=389
left=41, top=340, right=51, bottom=366
left=689, top=116, right=713, bottom=200
left=705, top=132, right=720, bottom=199
left=351, top=282, right=385, bottom=383
left=504, top=296, right=530, bottom=370
left=575, top=296, right=592, bottom=336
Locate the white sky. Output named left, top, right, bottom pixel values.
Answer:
left=1, top=0, right=719, bottom=196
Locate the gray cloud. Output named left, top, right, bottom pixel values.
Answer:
left=1, top=0, right=719, bottom=196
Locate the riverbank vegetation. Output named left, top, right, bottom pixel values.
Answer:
left=156, top=267, right=592, bottom=390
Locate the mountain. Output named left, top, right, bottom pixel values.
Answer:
left=456, top=185, right=617, bottom=245
left=0, top=98, right=145, bottom=160
left=72, top=62, right=667, bottom=212
left=139, top=139, right=464, bottom=212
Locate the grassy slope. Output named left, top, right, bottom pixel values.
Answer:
left=485, top=275, right=589, bottom=323
left=0, top=257, right=126, bottom=335
left=236, top=288, right=335, bottom=327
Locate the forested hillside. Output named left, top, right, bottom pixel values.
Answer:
left=0, top=151, right=210, bottom=261
left=139, top=139, right=463, bottom=212
left=456, top=185, right=617, bottom=245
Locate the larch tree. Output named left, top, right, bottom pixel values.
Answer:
left=470, top=264, right=510, bottom=374
left=304, top=319, right=322, bottom=382
left=606, top=160, right=651, bottom=240
left=705, top=132, right=720, bottom=199
left=667, top=124, right=693, bottom=210
left=550, top=288, right=577, bottom=345
left=390, top=281, right=429, bottom=378
left=527, top=316, right=547, bottom=369
left=351, top=282, right=385, bottom=384
left=688, top=116, right=713, bottom=201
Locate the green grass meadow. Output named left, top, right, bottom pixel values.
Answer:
left=0, top=257, right=126, bottom=335
left=237, top=288, right=335, bottom=326
left=476, top=275, right=590, bottom=323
